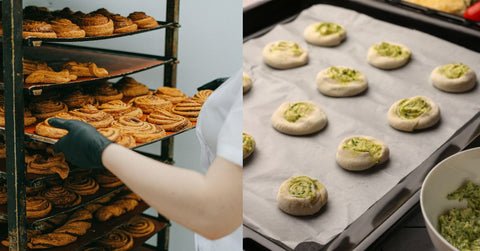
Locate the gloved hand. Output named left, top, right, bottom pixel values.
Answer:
left=48, top=118, right=113, bottom=169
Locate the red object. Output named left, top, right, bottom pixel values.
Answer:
left=463, top=2, right=480, bottom=22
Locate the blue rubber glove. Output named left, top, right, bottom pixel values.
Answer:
left=48, top=118, right=113, bottom=169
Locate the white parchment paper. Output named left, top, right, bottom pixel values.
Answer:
left=243, top=4, right=480, bottom=249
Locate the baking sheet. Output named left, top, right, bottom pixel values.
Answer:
left=243, top=4, right=480, bottom=249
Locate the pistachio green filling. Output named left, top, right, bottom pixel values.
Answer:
left=374, top=42, right=409, bottom=58
left=396, top=97, right=431, bottom=120
left=288, top=176, right=320, bottom=202
left=327, top=67, right=360, bottom=83
left=243, top=74, right=251, bottom=83
left=283, top=102, right=313, bottom=122
left=270, top=41, right=303, bottom=56
left=242, top=133, right=255, bottom=157
left=440, top=63, right=470, bottom=79
left=343, top=137, right=383, bottom=161
left=315, top=22, right=343, bottom=36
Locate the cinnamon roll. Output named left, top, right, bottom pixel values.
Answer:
left=42, top=186, right=81, bottom=209
left=23, top=6, right=52, bottom=21
left=27, top=153, right=70, bottom=179
left=23, top=20, right=57, bottom=38
left=146, top=109, right=192, bottom=132
left=116, top=134, right=137, bottom=148
left=98, top=100, right=143, bottom=120
left=91, top=8, right=115, bottom=18
left=51, top=7, right=75, bottom=19
left=128, top=12, right=159, bottom=29
left=112, top=116, right=166, bottom=143
left=26, top=196, right=52, bottom=218
left=29, top=100, right=68, bottom=121
left=123, top=216, right=155, bottom=238
left=62, top=89, right=97, bottom=109
left=192, top=89, right=213, bottom=104
left=25, top=69, right=78, bottom=84
left=116, top=76, right=149, bottom=97
left=94, top=81, right=124, bottom=104
left=35, top=112, right=85, bottom=138
left=0, top=183, right=6, bottom=205
left=128, top=94, right=173, bottom=114
left=171, top=99, right=202, bottom=122
left=98, top=127, right=137, bottom=148
left=23, top=59, right=52, bottom=75
left=69, top=105, right=114, bottom=128
left=50, top=18, right=86, bottom=38
left=64, top=175, right=99, bottom=195
left=61, top=61, right=109, bottom=78
left=95, top=170, right=123, bottom=188
left=154, top=86, right=189, bottom=104
left=96, top=229, right=134, bottom=251
left=78, top=13, right=114, bottom=37
left=111, top=15, right=138, bottom=34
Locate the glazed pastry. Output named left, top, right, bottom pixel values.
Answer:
left=116, top=76, right=150, bottom=97
left=171, top=99, right=202, bottom=122
left=111, top=15, right=138, bottom=33
left=78, top=13, right=114, bottom=37
left=64, top=175, right=99, bottom=195
left=69, top=105, right=114, bottom=128
left=95, top=170, right=123, bottom=188
left=27, top=153, right=70, bottom=179
left=263, top=41, right=308, bottom=69
left=336, top=136, right=390, bottom=171
left=192, top=89, right=213, bottom=104
left=277, top=175, right=328, bottom=216
left=50, top=18, right=86, bottom=38
left=367, top=42, right=411, bottom=70
left=122, top=216, right=155, bottom=238
left=146, top=109, right=192, bottom=132
left=128, top=94, right=173, bottom=114
left=95, top=192, right=142, bottom=221
left=0, top=107, right=37, bottom=127
left=316, top=66, right=368, bottom=97
left=25, top=69, right=78, bottom=84
left=42, top=186, right=81, bottom=209
left=35, top=112, right=85, bottom=138
left=62, top=89, right=97, bottom=109
left=304, top=22, right=346, bottom=47
left=243, top=132, right=255, bottom=160
left=243, top=72, right=253, bottom=94
left=23, top=20, right=57, bottom=38
left=388, top=96, right=440, bottom=132
left=430, top=63, right=477, bottom=93
left=94, top=81, right=124, bottom=104
left=29, top=100, right=68, bottom=121
left=23, top=59, right=52, bottom=75
left=61, top=61, right=109, bottom=78
left=271, top=101, right=328, bottom=136
left=96, top=229, right=134, bottom=251
left=128, top=12, right=159, bottom=29
left=153, top=86, right=189, bottom=104
left=0, top=183, right=6, bottom=204
left=26, top=196, right=52, bottom=218
left=98, top=100, right=143, bottom=120
left=112, top=116, right=166, bottom=143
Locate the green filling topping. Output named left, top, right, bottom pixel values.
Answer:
left=283, top=102, right=313, bottom=122
left=343, top=137, right=383, bottom=161
left=438, top=181, right=480, bottom=251
left=242, top=132, right=254, bottom=157
left=396, top=97, right=431, bottom=120
left=327, top=67, right=360, bottom=83
left=440, top=63, right=470, bottom=79
left=374, top=42, right=409, bottom=58
left=315, top=22, right=343, bottom=36
left=288, top=176, right=320, bottom=202
left=271, top=41, right=303, bottom=56
left=243, top=74, right=251, bottom=83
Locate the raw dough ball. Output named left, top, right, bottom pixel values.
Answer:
left=271, top=101, right=327, bottom=136
left=243, top=72, right=253, bottom=94
left=430, top=63, right=477, bottom=93
left=262, top=41, right=308, bottom=69
left=316, top=66, right=368, bottom=97
left=303, top=22, right=346, bottom=47
left=388, top=96, right=440, bottom=132
left=336, top=135, right=389, bottom=171
left=367, top=42, right=411, bottom=70
left=243, top=132, right=255, bottom=159
left=277, top=175, right=328, bottom=216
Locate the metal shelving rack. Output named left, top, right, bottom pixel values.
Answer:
left=1, top=0, right=180, bottom=250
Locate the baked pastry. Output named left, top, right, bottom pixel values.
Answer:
left=42, top=186, right=81, bottom=209
left=26, top=180, right=46, bottom=195
left=403, top=0, right=470, bottom=14
left=128, top=94, right=173, bottom=114
left=146, top=109, right=192, bottom=132
left=262, top=41, right=308, bottom=69
left=35, top=112, right=85, bottom=138
left=93, top=81, right=124, bottom=104
left=0, top=107, right=37, bottom=127
left=243, top=132, right=256, bottom=160
left=316, top=66, right=368, bottom=97
left=430, top=63, right=477, bottom=93
left=62, top=89, right=97, bottom=109
left=23, top=20, right=57, bottom=38
left=23, top=59, right=52, bottom=75
left=192, top=89, right=214, bottom=104
left=25, top=140, right=48, bottom=151
left=51, top=7, right=75, bottom=19
left=388, top=96, right=440, bottom=132
left=69, top=105, right=114, bottom=128
left=111, top=15, right=138, bottom=33
left=96, top=229, right=134, bottom=251
left=153, top=86, right=189, bottom=104
left=112, top=116, right=166, bottom=143
left=116, top=76, right=150, bottom=97
left=29, top=100, right=68, bottom=121
left=50, top=18, right=86, bottom=38
left=367, top=42, right=411, bottom=70
left=171, top=99, right=202, bottom=122
left=26, top=196, right=52, bottom=218
left=64, top=175, right=99, bottom=195
left=122, top=216, right=155, bottom=238
left=243, top=72, right=253, bottom=94
left=271, top=101, right=328, bottom=135
left=91, top=8, right=115, bottom=18
left=336, top=136, right=390, bottom=171
left=0, top=183, right=7, bottom=204
left=95, top=170, right=123, bottom=188
left=303, top=22, right=346, bottom=47
left=61, top=61, right=109, bottom=78
left=23, top=6, right=52, bottom=21
left=25, top=69, right=78, bottom=84
left=98, top=127, right=136, bottom=148
left=98, top=100, right=143, bottom=119
left=277, top=175, right=328, bottom=216
left=95, top=192, right=142, bottom=221
left=78, top=13, right=114, bottom=37
left=27, top=153, right=70, bottom=179
left=128, top=12, right=159, bottom=29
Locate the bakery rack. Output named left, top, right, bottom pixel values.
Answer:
left=1, top=0, right=180, bottom=250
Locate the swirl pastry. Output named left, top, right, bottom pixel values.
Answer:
left=64, top=175, right=99, bottom=195
left=153, top=86, right=189, bottom=104
left=69, top=105, right=114, bottom=128
left=0, top=107, right=37, bottom=127
left=146, top=109, right=192, bottom=132
left=171, top=99, right=202, bottom=122
left=27, top=153, right=70, bottom=179
left=116, top=76, right=149, bottom=97
left=95, top=170, right=123, bottom=188
left=430, top=63, right=477, bottom=93
left=128, top=94, right=173, bottom=114
left=29, top=100, right=68, bottom=121
left=26, top=196, right=52, bottom=218
left=35, top=112, right=85, bottom=138
left=98, top=127, right=135, bottom=148
left=78, top=13, right=114, bottom=37
left=61, top=61, right=109, bottom=78
left=128, top=12, right=159, bottom=29
left=336, top=136, right=390, bottom=171
left=367, top=42, right=411, bottom=70
left=243, top=132, right=255, bottom=160
left=95, top=192, right=142, bottom=222
left=23, top=59, right=52, bottom=75
left=316, top=66, right=368, bottom=97
left=111, top=15, right=138, bottom=33
left=271, top=101, right=328, bottom=136
left=388, top=96, right=440, bottom=132
left=23, top=6, right=52, bottom=21
left=91, top=8, right=115, bottom=18
left=0, top=183, right=6, bottom=205
left=23, top=20, right=57, bottom=38
left=51, top=7, right=75, bottom=19
left=123, top=216, right=155, bottom=238
left=98, top=100, right=143, bottom=120
left=192, top=89, right=213, bottom=104
left=62, top=89, right=97, bottom=109
left=243, top=72, right=253, bottom=94
left=25, top=69, right=78, bottom=84
left=263, top=41, right=309, bottom=69
left=94, top=81, right=124, bottom=104
left=277, top=175, right=328, bottom=216
left=50, top=18, right=86, bottom=38
left=42, top=186, right=81, bottom=209
left=112, top=116, right=166, bottom=143
left=96, top=229, right=134, bottom=251
left=304, top=22, right=346, bottom=47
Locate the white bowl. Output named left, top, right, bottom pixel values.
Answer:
left=420, top=147, right=480, bottom=251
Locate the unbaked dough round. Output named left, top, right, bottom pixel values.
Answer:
left=243, top=132, right=255, bottom=160
left=367, top=42, right=411, bottom=70
left=243, top=72, right=253, bottom=94
left=303, top=22, right=346, bottom=47
left=336, top=135, right=389, bottom=171
left=262, top=41, right=308, bottom=69
left=388, top=96, right=440, bottom=132
left=271, top=101, right=327, bottom=136
left=430, top=63, right=477, bottom=93
left=277, top=175, right=328, bottom=216
left=316, top=66, right=368, bottom=97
